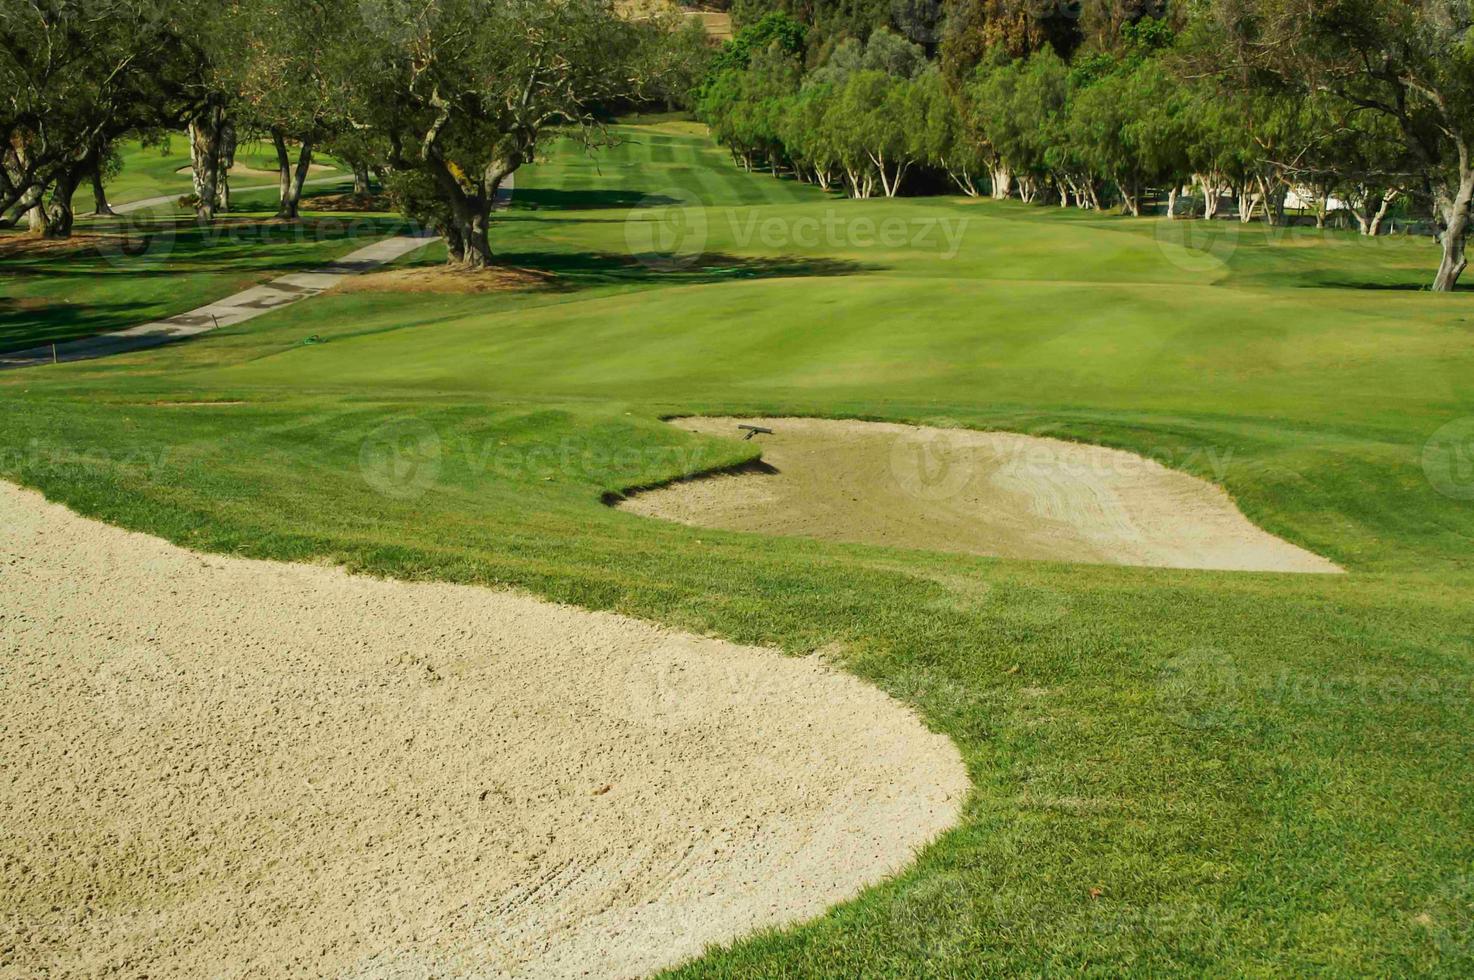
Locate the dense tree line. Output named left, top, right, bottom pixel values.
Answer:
left=2, top=0, right=707, bottom=266
left=698, top=2, right=1474, bottom=291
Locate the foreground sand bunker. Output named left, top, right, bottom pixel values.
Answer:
left=0, top=482, right=965, bottom=978
left=622, top=418, right=1341, bottom=574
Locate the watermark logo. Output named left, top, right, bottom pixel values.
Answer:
left=1423, top=417, right=1474, bottom=501
left=94, top=216, right=177, bottom=269
left=725, top=209, right=968, bottom=257
left=359, top=418, right=443, bottom=500
left=1155, top=645, right=1243, bottom=731
left=889, top=421, right=976, bottom=501
left=1151, top=214, right=1239, bottom=274
left=90, top=645, right=180, bottom=720
left=1419, top=872, right=1474, bottom=958
left=625, top=188, right=707, bottom=270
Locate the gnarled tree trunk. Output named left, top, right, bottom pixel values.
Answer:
left=1432, top=171, right=1473, bottom=292
left=25, top=199, right=46, bottom=233
left=1366, top=191, right=1395, bottom=237
left=989, top=161, right=1013, bottom=200
left=1195, top=173, right=1222, bottom=220
left=1116, top=174, right=1141, bottom=217
left=189, top=102, right=231, bottom=221
left=43, top=163, right=88, bottom=238
left=90, top=165, right=114, bottom=216
left=0, top=183, right=43, bottom=230
left=271, top=130, right=315, bottom=219
left=425, top=152, right=520, bottom=269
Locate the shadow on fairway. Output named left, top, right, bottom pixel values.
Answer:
left=394, top=249, right=874, bottom=291
left=0, top=217, right=412, bottom=281
left=1312, top=278, right=1467, bottom=292
left=0, top=216, right=415, bottom=351
left=0, top=300, right=158, bottom=353
left=511, top=188, right=682, bottom=211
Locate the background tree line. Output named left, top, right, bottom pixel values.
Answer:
left=2, top=0, right=708, bottom=267
left=696, top=0, right=1474, bottom=291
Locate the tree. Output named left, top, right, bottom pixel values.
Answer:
left=337, top=0, right=680, bottom=269
left=232, top=0, right=356, bottom=219
left=699, top=44, right=802, bottom=171
left=778, top=80, right=843, bottom=189
left=911, top=66, right=987, bottom=196
left=703, top=10, right=806, bottom=86
left=1068, top=59, right=1188, bottom=215
left=0, top=0, right=180, bottom=234
left=940, top=0, right=1085, bottom=83
left=1219, top=0, right=1474, bottom=290
left=983, top=48, right=1067, bottom=202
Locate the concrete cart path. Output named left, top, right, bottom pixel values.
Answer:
left=1, top=234, right=437, bottom=370
left=100, top=176, right=348, bottom=216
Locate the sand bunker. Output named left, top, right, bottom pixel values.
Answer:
left=174, top=161, right=334, bottom=180
left=0, top=481, right=965, bottom=977
left=620, top=418, right=1340, bottom=574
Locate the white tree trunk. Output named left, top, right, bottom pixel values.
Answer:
left=948, top=168, right=979, bottom=197
left=1195, top=173, right=1221, bottom=220
left=1237, top=185, right=1257, bottom=224
left=1433, top=170, right=1473, bottom=292
left=989, top=163, right=1013, bottom=201
left=1367, top=191, right=1396, bottom=237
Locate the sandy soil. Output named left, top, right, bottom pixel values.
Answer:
left=302, top=192, right=393, bottom=213
left=693, top=11, right=733, bottom=39
left=337, top=265, right=556, bottom=295
left=620, top=417, right=1341, bottom=574
left=0, top=232, right=118, bottom=258
left=0, top=481, right=966, bottom=978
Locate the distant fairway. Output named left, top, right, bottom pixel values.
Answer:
left=2, top=122, right=1473, bottom=975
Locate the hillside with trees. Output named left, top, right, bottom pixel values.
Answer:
left=2, top=0, right=708, bottom=265
left=697, top=0, right=1473, bottom=291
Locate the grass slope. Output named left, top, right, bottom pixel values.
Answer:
left=94, top=136, right=344, bottom=208
left=2, top=122, right=1472, bottom=976
left=0, top=191, right=392, bottom=353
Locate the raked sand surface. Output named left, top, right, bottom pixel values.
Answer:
left=620, top=418, right=1341, bottom=574
left=0, top=481, right=966, bottom=978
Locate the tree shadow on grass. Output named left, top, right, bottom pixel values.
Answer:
left=509, top=188, right=682, bottom=211
left=0, top=216, right=414, bottom=280
left=1310, top=278, right=1466, bottom=292
left=0, top=299, right=158, bottom=354
left=400, top=248, right=874, bottom=291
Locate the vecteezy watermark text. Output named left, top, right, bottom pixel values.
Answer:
left=0, top=438, right=172, bottom=478
left=357, top=418, right=711, bottom=500
left=724, top=210, right=969, bottom=257
left=625, top=190, right=971, bottom=269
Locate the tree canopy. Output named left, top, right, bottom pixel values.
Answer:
left=695, top=0, right=1473, bottom=290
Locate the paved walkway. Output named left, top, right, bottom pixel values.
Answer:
left=1, top=234, right=436, bottom=369
left=101, top=176, right=347, bottom=216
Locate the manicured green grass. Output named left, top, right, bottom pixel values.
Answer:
left=0, top=185, right=394, bottom=353
left=2, top=123, right=1473, bottom=975
left=92, top=136, right=344, bottom=208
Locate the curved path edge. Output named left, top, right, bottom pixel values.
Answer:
left=0, top=233, right=437, bottom=370
left=0, top=479, right=967, bottom=977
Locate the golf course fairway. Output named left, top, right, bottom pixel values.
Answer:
left=2, top=121, right=1473, bottom=975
